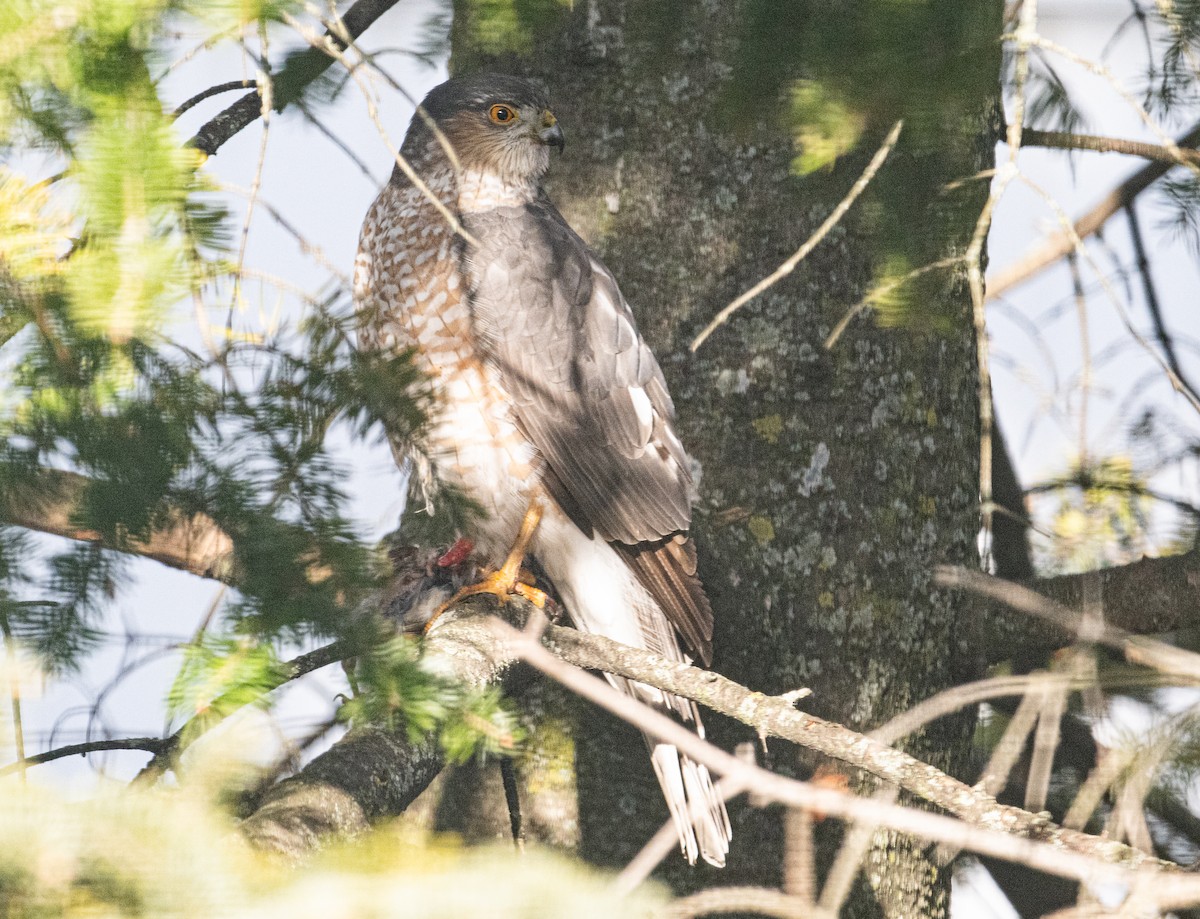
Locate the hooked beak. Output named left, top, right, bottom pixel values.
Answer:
left=538, top=112, right=565, bottom=152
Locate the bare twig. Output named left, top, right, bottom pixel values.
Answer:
left=0, top=737, right=166, bottom=777
left=221, top=183, right=352, bottom=283
left=229, top=41, right=273, bottom=322
left=1025, top=675, right=1069, bottom=812
left=817, top=788, right=899, bottom=914
left=986, top=120, right=1200, bottom=300
left=867, top=670, right=1154, bottom=752
left=782, top=807, right=816, bottom=905
left=1017, top=125, right=1200, bottom=167
left=612, top=777, right=746, bottom=895
left=1066, top=251, right=1092, bottom=466
left=281, top=11, right=478, bottom=247
left=690, top=120, right=904, bottom=352
left=1021, top=126, right=1200, bottom=167
left=295, top=98, right=377, bottom=181
left=979, top=687, right=1045, bottom=800
left=1015, top=172, right=1200, bottom=415
left=0, top=610, right=26, bottom=782
left=173, top=80, right=256, bottom=118
left=966, top=0, right=1040, bottom=538
left=1125, top=201, right=1199, bottom=399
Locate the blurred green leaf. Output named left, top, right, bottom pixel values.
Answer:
left=0, top=779, right=664, bottom=917
left=343, top=634, right=523, bottom=763
left=789, top=80, right=865, bottom=175
left=458, top=0, right=570, bottom=56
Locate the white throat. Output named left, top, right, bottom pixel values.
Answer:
left=456, top=166, right=539, bottom=213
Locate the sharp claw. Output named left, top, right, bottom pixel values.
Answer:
left=422, top=568, right=545, bottom=633
left=513, top=583, right=548, bottom=608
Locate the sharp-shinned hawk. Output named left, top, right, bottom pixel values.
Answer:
left=354, top=72, right=731, bottom=867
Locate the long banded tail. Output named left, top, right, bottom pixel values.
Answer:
left=649, top=734, right=731, bottom=867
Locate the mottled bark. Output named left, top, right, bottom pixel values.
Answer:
left=448, top=2, right=997, bottom=915
left=240, top=599, right=511, bottom=856
left=242, top=727, right=444, bottom=857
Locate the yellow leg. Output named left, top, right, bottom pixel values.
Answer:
left=424, top=500, right=547, bottom=633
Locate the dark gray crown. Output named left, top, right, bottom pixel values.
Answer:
left=418, top=72, right=551, bottom=122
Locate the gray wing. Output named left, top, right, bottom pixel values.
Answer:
left=462, top=198, right=692, bottom=545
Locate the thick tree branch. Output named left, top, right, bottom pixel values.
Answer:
left=240, top=597, right=509, bottom=857
left=956, top=552, right=1200, bottom=662
left=240, top=600, right=1187, bottom=894
left=534, top=621, right=1172, bottom=873
left=187, top=0, right=402, bottom=157
left=7, top=468, right=1199, bottom=695
left=240, top=726, right=443, bottom=856
left=11, top=462, right=1195, bottom=657
left=1039, top=550, right=1200, bottom=636
left=987, top=119, right=1200, bottom=300
left=506, top=620, right=1200, bottom=905
left=1, top=469, right=235, bottom=580
left=173, top=80, right=256, bottom=118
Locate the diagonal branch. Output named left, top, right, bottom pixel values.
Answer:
left=507, top=617, right=1200, bottom=903
left=187, top=0, right=403, bottom=157
left=0, top=737, right=166, bottom=777
left=1125, top=200, right=1200, bottom=399
left=987, top=119, right=1200, bottom=300
left=0, top=468, right=235, bottom=581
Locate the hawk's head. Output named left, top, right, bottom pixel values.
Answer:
left=409, top=73, right=564, bottom=181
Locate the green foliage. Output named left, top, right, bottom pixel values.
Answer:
left=728, top=0, right=1001, bottom=146
left=788, top=81, right=865, bottom=176
left=1033, top=455, right=1151, bottom=576
left=0, top=0, right=440, bottom=715
left=456, top=0, right=571, bottom=57
left=0, top=528, right=106, bottom=673
left=168, top=634, right=284, bottom=737
left=720, top=0, right=1001, bottom=332
left=1022, top=52, right=1086, bottom=135
left=178, top=0, right=302, bottom=32
left=0, top=780, right=662, bottom=918
left=343, top=634, right=524, bottom=764
left=68, top=98, right=198, bottom=341
left=1158, top=176, right=1200, bottom=258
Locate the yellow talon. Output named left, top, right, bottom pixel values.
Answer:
left=423, top=499, right=545, bottom=633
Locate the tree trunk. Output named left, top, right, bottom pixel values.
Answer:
left=448, top=2, right=998, bottom=914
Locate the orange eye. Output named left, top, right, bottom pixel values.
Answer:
left=489, top=104, right=517, bottom=124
